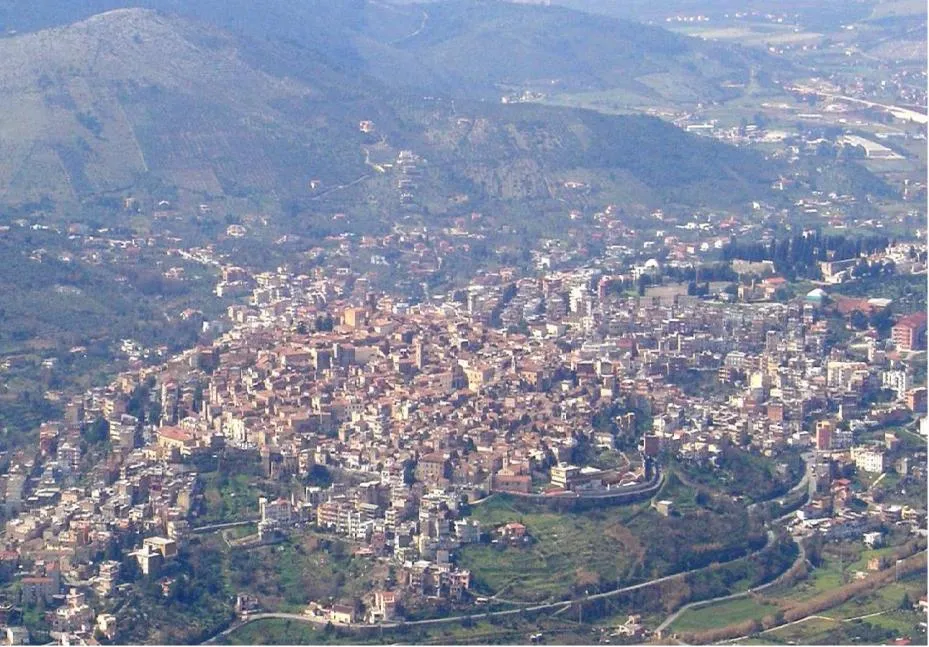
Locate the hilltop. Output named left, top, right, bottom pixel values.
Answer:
left=0, top=9, right=382, bottom=206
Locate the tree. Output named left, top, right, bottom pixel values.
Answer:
left=84, top=417, right=110, bottom=445
left=899, top=591, right=913, bottom=611
left=849, top=310, right=869, bottom=330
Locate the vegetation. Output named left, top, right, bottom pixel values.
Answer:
left=671, top=447, right=801, bottom=504
left=459, top=497, right=647, bottom=602
left=723, top=230, right=890, bottom=280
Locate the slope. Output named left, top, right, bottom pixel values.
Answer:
left=0, top=8, right=383, bottom=207
left=354, top=0, right=782, bottom=103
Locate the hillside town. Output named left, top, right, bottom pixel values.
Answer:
left=0, top=220, right=924, bottom=643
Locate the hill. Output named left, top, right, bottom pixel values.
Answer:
left=0, top=0, right=784, bottom=105
left=0, top=7, right=779, bottom=217
left=354, top=0, right=780, bottom=103
left=0, top=9, right=383, bottom=207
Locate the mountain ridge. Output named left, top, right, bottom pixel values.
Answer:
left=0, top=6, right=786, bottom=220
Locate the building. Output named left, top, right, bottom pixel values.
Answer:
left=892, top=312, right=927, bottom=351
left=454, top=519, right=481, bottom=544
left=95, top=561, right=120, bottom=598
left=369, top=591, right=397, bottom=623
left=550, top=464, right=604, bottom=490
left=143, top=537, right=178, bottom=559
left=415, top=454, right=449, bottom=484
left=815, top=420, right=834, bottom=451
left=498, top=522, right=527, bottom=541
left=654, top=500, right=674, bottom=517
left=20, top=575, right=59, bottom=606
left=156, top=426, right=196, bottom=457
left=329, top=604, right=356, bottom=624
left=259, top=497, right=292, bottom=525
left=906, top=387, right=927, bottom=414
left=863, top=531, right=884, bottom=548
left=853, top=448, right=886, bottom=474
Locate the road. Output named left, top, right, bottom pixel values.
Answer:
left=308, top=174, right=371, bottom=201
left=815, top=92, right=928, bottom=125
left=201, top=459, right=810, bottom=644
left=719, top=608, right=895, bottom=643
left=656, top=532, right=806, bottom=634
left=191, top=519, right=258, bottom=534
left=203, top=530, right=779, bottom=644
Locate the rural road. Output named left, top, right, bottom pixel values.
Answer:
left=656, top=533, right=806, bottom=634
left=202, top=529, right=781, bottom=644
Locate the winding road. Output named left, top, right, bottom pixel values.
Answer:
left=655, top=533, right=806, bottom=634
left=202, top=459, right=814, bottom=644
left=203, top=530, right=782, bottom=644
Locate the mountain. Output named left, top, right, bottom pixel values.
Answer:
left=0, top=7, right=780, bottom=217
left=0, top=0, right=782, bottom=104
left=0, top=9, right=385, bottom=207
left=353, top=0, right=779, bottom=103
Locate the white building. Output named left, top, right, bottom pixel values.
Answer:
left=882, top=370, right=911, bottom=399
left=853, top=448, right=886, bottom=474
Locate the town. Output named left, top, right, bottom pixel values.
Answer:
left=0, top=217, right=924, bottom=643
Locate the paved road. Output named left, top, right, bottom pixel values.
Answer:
left=816, top=92, right=928, bottom=124
left=656, top=532, right=805, bottom=634
left=191, top=519, right=258, bottom=534
left=202, top=530, right=779, bottom=644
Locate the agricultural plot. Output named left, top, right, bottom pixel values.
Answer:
left=459, top=497, right=647, bottom=603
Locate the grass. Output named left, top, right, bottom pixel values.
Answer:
left=458, top=497, right=647, bottom=603
left=221, top=614, right=597, bottom=645
left=671, top=596, right=782, bottom=632
left=200, top=471, right=263, bottom=523
left=223, top=523, right=258, bottom=540
left=222, top=618, right=334, bottom=645
left=820, top=573, right=926, bottom=620
left=758, top=617, right=838, bottom=643
left=725, top=555, right=928, bottom=644
left=225, top=534, right=381, bottom=614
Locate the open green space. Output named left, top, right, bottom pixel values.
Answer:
left=459, top=497, right=647, bottom=602
left=219, top=614, right=598, bottom=645
left=225, top=534, right=380, bottom=613
left=460, top=490, right=770, bottom=605
left=200, top=472, right=264, bottom=524
left=671, top=596, right=782, bottom=632
left=820, top=573, right=926, bottom=621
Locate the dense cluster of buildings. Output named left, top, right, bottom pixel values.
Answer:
left=0, top=218, right=924, bottom=643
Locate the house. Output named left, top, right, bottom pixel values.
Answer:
left=654, top=500, right=674, bottom=517
left=498, top=522, right=527, bottom=541
left=329, top=604, right=356, bottom=624
left=613, top=615, right=648, bottom=638
left=4, top=627, right=29, bottom=646
left=867, top=556, right=887, bottom=571
left=863, top=531, right=883, bottom=548
left=156, top=426, right=195, bottom=458
left=415, top=454, right=449, bottom=484
left=143, top=537, right=178, bottom=560
left=96, top=614, right=118, bottom=641
left=368, top=591, right=397, bottom=623
left=19, top=576, right=59, bottom=606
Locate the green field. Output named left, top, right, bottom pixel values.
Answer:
left=201, top=472, right=263, bottom=524
left=225, top=534, right=378, bottom=613
left=220, top=615, right=598, bottom=645
left=820, top=573, right=926, bottom=621
left=222, top=619, right=336, bottom=645
left=671, top=596, right=782, bottom=632
left=698, top=553, right=928, bottom=644
left=459, top=497, right=648, bottom=602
